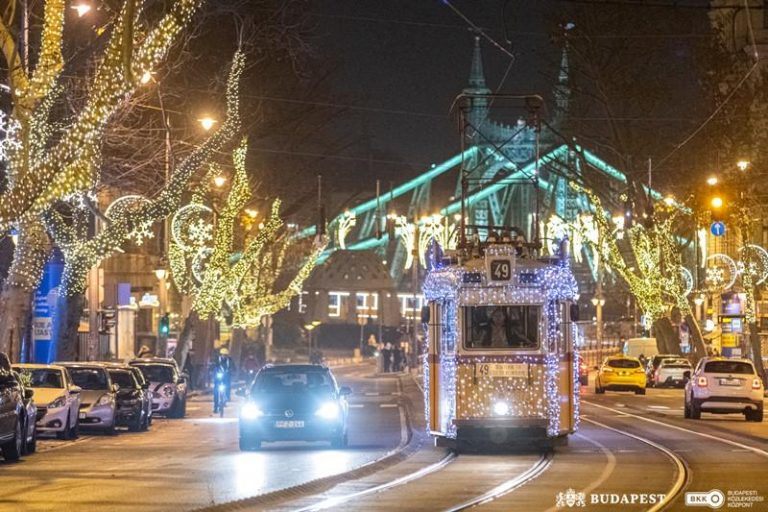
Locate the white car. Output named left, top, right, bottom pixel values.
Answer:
left=653, top=358, right=692, bottom=388
left=684, top=357, right=764, bottom=422
left=129, top=360, right=187, bottom=418
left=12, top=364, right=82, bottom=439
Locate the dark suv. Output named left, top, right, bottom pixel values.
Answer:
left=105, top=364, right=152, bottom=432
left=239, top=364, right=351, bottom=451
left=0, top=353, right=29, bottom=461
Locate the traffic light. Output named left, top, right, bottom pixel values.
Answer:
left=159, top=313, right=170, bottom=337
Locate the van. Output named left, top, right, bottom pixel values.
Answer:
left=623, top=337, right=659, bottom=359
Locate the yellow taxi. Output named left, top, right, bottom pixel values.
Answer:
left=595, top=355, right=646, bottom=395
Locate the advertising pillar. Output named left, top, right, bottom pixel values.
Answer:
left=32, top=248, right=64, bottom=363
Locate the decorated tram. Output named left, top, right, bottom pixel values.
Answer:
left=423, top=240, right=581, bottom=448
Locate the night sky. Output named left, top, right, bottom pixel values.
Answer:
left=305, top=1, right=558, bottom=197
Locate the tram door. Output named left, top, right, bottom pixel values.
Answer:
left=427, top=300, right=442, bottom=434
left=558, top=302, right=576, bottom=433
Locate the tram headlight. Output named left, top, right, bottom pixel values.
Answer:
left=493, top=401, right=510, bottom=416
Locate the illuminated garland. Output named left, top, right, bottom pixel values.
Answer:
left=336, top=211, right=356, bottom=250
left=49, top=51, right=245, bottom=296
left=0, top=0, right=204, bottom=228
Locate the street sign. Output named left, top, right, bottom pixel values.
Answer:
left=710, top=221, right=726, bottom=237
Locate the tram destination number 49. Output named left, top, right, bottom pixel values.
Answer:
left=489, top=259, right=513, bottom=282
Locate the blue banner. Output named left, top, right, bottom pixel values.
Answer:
left=32, top=248, right=64, bottom=363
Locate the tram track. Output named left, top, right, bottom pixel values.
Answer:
left=445, top=451, right=553, bottom=511
left=581, top=400, right=768, bottom=511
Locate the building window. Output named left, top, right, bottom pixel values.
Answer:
left=328, top=291, right=349, bottom=317
left=296, top=291, right=308, bottom=314
left=356, top=292, right=379, bottom=319
left=398, top=293, right=425, bottom=319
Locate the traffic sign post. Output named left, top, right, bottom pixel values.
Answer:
left=710, top=221, right=726, bottom=237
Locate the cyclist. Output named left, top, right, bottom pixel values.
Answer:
left=211, top=348, right=234, bottom=414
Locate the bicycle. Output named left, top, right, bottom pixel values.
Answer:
left=213, top=372, right=228, bottom=417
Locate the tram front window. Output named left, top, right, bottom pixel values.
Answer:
left=464, top=305, right=539, bottom=350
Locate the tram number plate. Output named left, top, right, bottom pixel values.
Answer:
left=489, top=260, right=512, bottom=281
left=476, top=363, right=528, bottom=379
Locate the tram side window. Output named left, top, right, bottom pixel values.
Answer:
left=463, top=305, right=539, bottom=350
left=442, top=301, right=456, bottom=353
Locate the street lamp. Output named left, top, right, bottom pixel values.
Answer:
left=213, top=175, right=226, bottom=188
left=710, top=196, right=724, bottom=209
left=706, top=176, right=718, bottom=186
left=591, top=293, right=605, bottom=346
left=304, top=321, right=321, bottom=358
left=154, top=268, right=167, bottom=281
left=198, top=116, right=217, bottom=131
left=737, top=160, right=750, bottom=171
left=71, top=3, right=92, bottom=17
left=140, top=70, right=154, bottom=85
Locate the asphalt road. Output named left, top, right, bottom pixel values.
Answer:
left=4, top=366, right=767, bottom=512
left=0, top=364, right=405, bottom=512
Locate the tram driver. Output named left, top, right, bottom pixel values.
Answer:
left=470, top=306, right=537, bottom=349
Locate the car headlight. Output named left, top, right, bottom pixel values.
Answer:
left=240, top=403, right=264, bottom=420
left=493, top=401, right=509, bottom=416
left=96, top=394, right=114, bottom=407
left=163, top=386, right=175, bottom=397
left=48, top=395, right=67, bottom=409
left=315, top=402, right=340, bottom=420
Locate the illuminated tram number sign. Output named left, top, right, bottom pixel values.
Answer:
left=488, top=259, right=513, bottom=282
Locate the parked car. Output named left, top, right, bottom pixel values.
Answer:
left=104, top=365, right=151, bottom=432
left=653, top=358, right=692, bottom=388
left=12, top=363, right=81, bottom=440
left=11, top=371, right=37, bottom=454
left=57, top=363, right=119, bottom=434
left=129, top=359, right=187, bottom=418
left=645, top=353, right=679, bottom=387
left=684, top=357, right=763, bottom=422
left=0, top=353, right=27, bottom=461
left=239, top=364, right=351, bottom=450
left=595, top=355, right=646, bottom=395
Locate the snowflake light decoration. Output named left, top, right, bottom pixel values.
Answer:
left=188, top=218, right=213, bottom=246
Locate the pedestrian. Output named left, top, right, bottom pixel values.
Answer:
left=137, top=344, right=153, bottom=359
left=393, top=343, right=402, bottom=372
left=382, top=342, right=392, bottom=373
left=183, top=350, right=195, bottom=391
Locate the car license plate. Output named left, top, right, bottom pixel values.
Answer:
left=275, top=420, right=304, bottom=429
left=720, top=378, right=740, bottom=386
left=79, top=412, right=86, bottom=420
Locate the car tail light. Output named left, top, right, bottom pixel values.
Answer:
left=635, top=368, right=645, bottom=374
left=696, top=376, right=708, bottom=387
left=752, top=378, right=763, bottom=390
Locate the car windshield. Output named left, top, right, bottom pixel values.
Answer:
left=252, top=370, right=333, bottom=394
left=68, top=368, right=109, bottom=390
left=108, top=370, right=137, bottom=389
left=133, top=364, right=175, bottom=383
left=661, top=360, right=691, bottom=368
left=704, top=361, right=754, bottom=375
left=17, top=368, right=63, bottom=388
left=607, top=359, right=641, bottom=369
left=463, top=305, right=539, bottom=350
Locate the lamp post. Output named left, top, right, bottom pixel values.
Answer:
left=591, top=292, right=606, bottom=346
left=304, top=321, right=321, bottom=361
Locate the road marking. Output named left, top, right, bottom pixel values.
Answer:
left=380, top=403, right=398, bottom=408
left=582, top=416, right=686, bottom=512
left=648, top=405, right=670, bottom=410
left=348, top=404, right=364, bottom=408
left=364, top=392, right=380, bottom=396
left=544, top=433, right=616, bottom=512
left=584, top=400, right=768, bottom=458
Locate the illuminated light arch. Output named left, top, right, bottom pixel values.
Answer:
left=104, top=195, right=150, bottom=219
left=739, top=244, right=768, bottom=285
left=191, top=247, right=214, bottom=284
left=705, top=254, right=738, bottom=292
left=172, top=203, right=214, bottom=251
left=680, top=267, right=694, bottom=296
